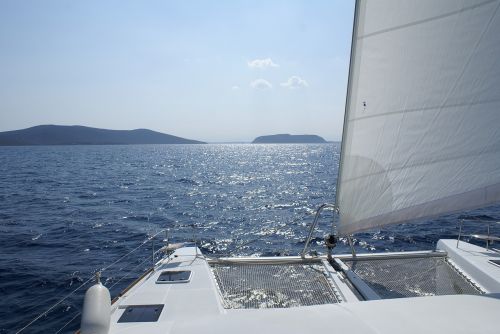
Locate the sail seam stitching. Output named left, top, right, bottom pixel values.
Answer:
left=348, top=97, right=500, bottom=122
left=339, top=182, right=500, bottom=235
left=358, top=0, right=498, bottom=40
left=342, top=144, right=500, bottom=183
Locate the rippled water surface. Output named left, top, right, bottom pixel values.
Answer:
left=0, top=144, right=498, bottom=333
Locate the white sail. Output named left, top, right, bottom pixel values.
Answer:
left=336, top=0, right=500, bottom=235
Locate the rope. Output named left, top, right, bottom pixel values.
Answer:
left=15, top=229, right=167, bottom=334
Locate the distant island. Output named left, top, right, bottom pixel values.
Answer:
left=252, top=134, right=327, bottom=144
left=0, top=125, right=205, bottom=146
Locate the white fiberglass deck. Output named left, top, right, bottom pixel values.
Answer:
left=437, top=239, right=500, bottom=293
left=106, top=242, right=500, bottom=334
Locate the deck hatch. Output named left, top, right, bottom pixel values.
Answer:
left=156, top=270, right=191, bottom=283
left=489, top=259, right=500, bottom=268
left=343, top=256, right=483, bottom=299
left=210, top=262, right=339, bottom=309
left=117, top=304, right=164, bottom=323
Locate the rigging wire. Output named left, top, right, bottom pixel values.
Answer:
left=54, top=312, right=81, bottom=334
left=52, top=252, right=164, bottom=334
left=53, top=249, right=167, bottom=334
left=15, top=229, right=167, bottom=334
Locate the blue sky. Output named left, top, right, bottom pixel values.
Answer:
left=0, top=0, right=354, bottom=142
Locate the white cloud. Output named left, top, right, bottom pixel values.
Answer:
left=231, top=85, right=240, bottom=91
left=280, top=76, right=309, bottom=89
left=250, top=79, right=273, bottom=90
left=247, top=58, right=279, bottom=69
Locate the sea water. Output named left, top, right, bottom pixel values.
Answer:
left=1, top=144, right=498, bottom=333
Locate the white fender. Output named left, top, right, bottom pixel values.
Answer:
left=80, top=277, right=111, bottom=334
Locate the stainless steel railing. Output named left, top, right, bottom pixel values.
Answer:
left=457, top=219, right=500, bottom=250
left=301, top=203, right=338, bottom=258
